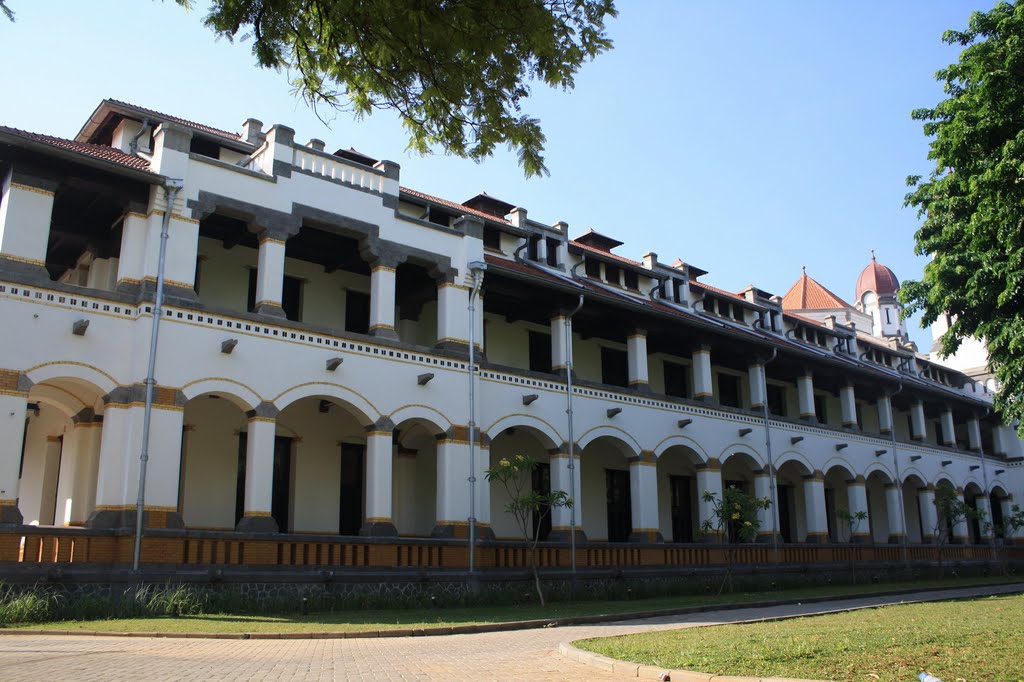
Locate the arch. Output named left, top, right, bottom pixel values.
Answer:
left=28, top=376, right=110, bottom=417
left=862, top=461, right=895, bottom=482
left=653, top=435, right=709, bottom=461
left=718, top=444, right=765, bottom=469
left=577, top=425, right=641, bottom=454
left=273, top=382, right=378, bottom=426
left=389, top=404, right=452, bottom=433
left=24, top=361, right=119, bottom=396
left=182, top=378, right=261, bottom=411
left=822, top=461, right=855, bottom=480
left=773, top=450, right=813, bottom=474
left=901, top=468, right=927, bottom=487
left=962, top=480, right=984, bottom=496
left=991, top=484, right=1009, bottom=498
left=485, top=414, right=561, bottom=450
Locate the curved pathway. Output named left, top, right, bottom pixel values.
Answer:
left=0, top=583, right=1018, bottom=681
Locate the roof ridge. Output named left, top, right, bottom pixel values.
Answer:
left=106, top=99, right=241, bottom=140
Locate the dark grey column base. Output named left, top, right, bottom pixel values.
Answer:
left=430, top=523, right=460, bottom=539
left=756, top=531, right=784, bottom=544
left=369, top=327, right=400, bottom=341
left=0, top=255, right=50, bottom=284
left=0, top=504, right=24, bottom=526
left=253, top=302, right=286, bottom=317
left=86, top=509, right=185, bottom=530
left=236, top=515, right=279, bottom=533
left=359, top=520, right=399, bottom=537
left=547, top=528, right=587, bottom=543
left=887, top=534, right=906, bottom=545
left=849, top=533, right=871, bottom=544
left=433, top=340, right=470, bottom=354
left=804, top=532, right=829, bottom=544
left=628, top=530, right=663, bottom=543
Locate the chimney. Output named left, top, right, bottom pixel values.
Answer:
left=509, top=207, right=528, bottom=228
left=241, top=118, right=264, bottom=145
left=642, top=252, right=658, bottom=269
left=306, top=138, right=326, bottom=152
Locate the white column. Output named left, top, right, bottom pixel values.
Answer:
left=748, top=362, right=767, bottom=410
left=436, top=280, right=470, bottom=350
left=1000, top=497, right=1019, bottom=541
left=362, top=426, right=397, bottom=536
left=0, top=168, right=54, bottom=272
left=975, top=494, right=994, bottom=542
left=550, top=450, right=583, bottom=540
left=753, top=468, right=778, bottom=541
left=57, top=416, right=102, bottom=526
left=628, top=452, right=660, bottom=541
left=692, top=345, right=713, bottom=401
left=797, top=372, right=815, bottom=421
left=840, top=384, right=857, bottom=428
left=940, top=408, right=956, bottom=447
left=369, top=263, right=398, bottom=339
left=238, top=416, right=278, bottom=532
left=847, top=476, right=870, bottom=543
left=918, top=486, right=937, bottom=542
left=33, top=436, right=63, bottom=525
left=535, top=237, right=548, bottom=263
left=696, top=462, right=723, bottom=541
left=885, top=483, right=906, bottom=543
left=877, top=394, right=894, bottom=434
left=803, top=471, right=828, bottom=542
left=391, top=446, right=417, bottom=533
left=253, top=236, right=286, bottom=316
left=627, top=330, right=649, bottom=390
left=476, top=440, right=491, bottom=534
left=910, top=401, right=927, bottom=441
left=433, top=435, right=469, bottom=537
left=951, top=490, right=969, bottom=543
left=551, top=314, right=568, bottom=373
left=967, top=416, right=982, bottom=451
left=0, top=389, right=27, bottom=524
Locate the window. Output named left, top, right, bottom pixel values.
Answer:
left=545, top=238, right=559, bottom=266
left=766, top=384, right=786, bottom=416
left=483, top=227, right=501, bottom=250
left=584, top=259, right=601, bottom=278
left=526, top=235, right=539, bottom=261
left=814, top=395, right=828, bottom=424
left=528, top=331, right=552, bottom=373
left=605, top=263, right=621, bottom=285
left=600, top=347, right=628, bottom=387
left=663, top=361, right=689, bottom=398
left=885, top=308, right=892, bottom=324
left=717, top=373, right=741, bottom=408
left=345, top=290, right=370, bottom=334
left=623, top=270, right=639, bottom=291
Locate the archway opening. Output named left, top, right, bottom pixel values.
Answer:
left=775, top=459, right=812, bottom=543
left=580, top=436, right=635, bottom=542
left=720, top=451, right=762, bottom=542
left=824, top=465, right=855, bottom=542
left=392, top=418, right=444, bottom=537
left=865, top=470, right=893, bottom=543
left=656, top=445, right=703, bottom=543
left=488, top=426, right=556, bottom=541
left=180, top=393, right=250, bottom=530
left=901, top=474, right=927, bottom=543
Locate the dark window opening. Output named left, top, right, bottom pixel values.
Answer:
left=669, top=475, right=694, bottom=542
left=528, top=331, right=552, bottom=373
left=545, top=238, right=559, bottom=266
left=605, top=468, right=632, bottom=542
left=777, top=484, right=794, bottom=543
left=345, top=290, right=370, bottom=334
left=600, top=347, right=629, bottom=387
left=825, top=487, right=837, bottom=541
left=526, top=235, right=540, bottom=261
left=532, top=463, right=552, bottom=541
left=605, top=263, right=621, bottom=285
left=483, top=227, right=501, bottom=250
left=766, top=384, right=786, bottom=416
left=623, top=271, right=639, bottom=290
left=717, top=373, right=741, bottom=408
left=663, top=361, right=689, bottom=398
left=339, top=443, right=365, bottom=535
left=189, top=136, right=221, bottom=159
left=814, top=395, right=828, bottom=424
left=584, top=259, right=601, bottom=279
left=672, top=278, right=684, bottom=303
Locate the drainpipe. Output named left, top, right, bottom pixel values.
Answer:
left=466, top=261, right=487, bottom=574
left=564, top=294, right=584, bottom=574
left=760, top=348, right=779, bottom=557
left=888, top=381, right=909, bottom=568
left=133, top=178, right=184, bottom=573
left=129, top=118, right=151, bottom=157
left=979, top=408, right=996, bottom=562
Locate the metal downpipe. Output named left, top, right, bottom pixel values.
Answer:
left=564, top=294, right=584, bottom=574
left=467, top=263, right=486, bottom=573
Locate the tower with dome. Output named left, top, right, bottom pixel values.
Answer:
left=854, top=252, right=909, bottom=343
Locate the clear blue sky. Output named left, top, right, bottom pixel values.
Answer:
left=0, top=1, right=995, bottom=349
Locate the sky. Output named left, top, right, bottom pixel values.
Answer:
left=0, top=1, right=997, bottom=349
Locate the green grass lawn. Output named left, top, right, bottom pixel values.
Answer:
left=576, top=593, right=1024, bottom=682
left=2, top=576, right=1016, bottom=635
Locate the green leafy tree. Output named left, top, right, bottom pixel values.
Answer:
left=0, top=1, right=12, bottom=21
left=903, top=2, right=1024, bottom=430
left=933, top=483, right=983, bottom=578
left=700, top=486, right=771, bottom=595
left=836, top=508, right=868, bottom=584
left=169, top=0, right=617, bottom=177
left=984, top=501, right=1024, bottom=575
left=485, top=454, right=571, bottom=606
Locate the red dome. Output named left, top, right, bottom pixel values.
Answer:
left=855, top=253, right=899, bottom=300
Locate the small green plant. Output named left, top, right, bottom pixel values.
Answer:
left=700, top=486, right=771, bottom=595
left=836, top=508, right=868, bottom=584
left=485, top=454, right=571, bottom=606
left=933, top=483, right=983, bottom=579
left=984, top=502, right=1024, bottom=576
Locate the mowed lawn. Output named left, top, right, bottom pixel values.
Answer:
left=576, top=593, right=1024, bottom=682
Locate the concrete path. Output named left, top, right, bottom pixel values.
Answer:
left=0, top=583, right=1018, bottom=681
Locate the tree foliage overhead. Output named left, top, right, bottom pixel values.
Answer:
left=176, top=0, right=617, bottom=177
left=903, top=1, right=1024, bottom=430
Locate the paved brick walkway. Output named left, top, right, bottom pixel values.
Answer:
left=0, top=583, right=1018, bottom=681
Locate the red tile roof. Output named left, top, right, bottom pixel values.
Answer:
left=401, top=187, right=512, bottom=225
left=0, top=126, right=153, bottom=172
left=690, top=279, right=749, bottom=303
left=106, top=99, right=241, bottom=141
left=784, top=311, right=827, bottom=327
left=855, top=253, right=900, bottom=299
left=570, top=239, right=642, bottom=266
left=782, top=269, right=852, bottom=310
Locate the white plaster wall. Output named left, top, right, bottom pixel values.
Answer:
left=17, top=405, right=67, bottom=525
left=181, top=396, right=247, bottom=529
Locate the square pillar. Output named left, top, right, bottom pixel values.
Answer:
left=918, top=486, right=937, bottom=543
left=797, top=372, right=815, bottom=421
left=1000, top=497, right=1019, bottom=541
left=55, top=414, right=102, bottom=526
left=627, top=329, right=649, bottom=390
left=692, top=345, right=713, bottom=401
left=748, top=362, right=767, bottom=410
left=910, top=400, right=927, bottom=441
left=431, top=429, right=470, bottom=538
left=967, top=416, right=982, bottom=451
left=369, top=261, right=398, bottom=339
left=754, top=467, right=779, bottom=542
left=549, top=447, right=585, bottom=541
left=877, top=394, right=894, bottom=434
left=885, top=483, right=906, bottom=543
left=436, top=279, right=470, bottom=352
left=846, top=476, right=871, bottom=543
left=940, top=408, right=956, bottom=447
left=628, top=451, right=661, bottom=542
left=696, top=460, right=723, bottom=542
left=802, top=471, right=828, bottom=543
left=361, top=422, right=398, bottom=536
left=975, top=494, right=994, bottom=542
left=551, top=314, right=568, bottom=373
left=0, top=168, right=55, bottom=280
left=115, top=189, right=199, bottom=303
left=0, top=385, right=28, bottom=524
left=840, top=384, right=857, bottom=428
left=253, top=236, right=287, bottom=317
left=951, top=490, right=970, bottom=543
left=236, top=412, right=279, bottom=532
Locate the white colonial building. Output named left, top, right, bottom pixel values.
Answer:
left=0, top=100, right=1021, bottom=564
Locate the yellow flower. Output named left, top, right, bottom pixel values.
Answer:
left=499, top=458, right=511, bottom=467
left=731, top=513, right=741, bottom=520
